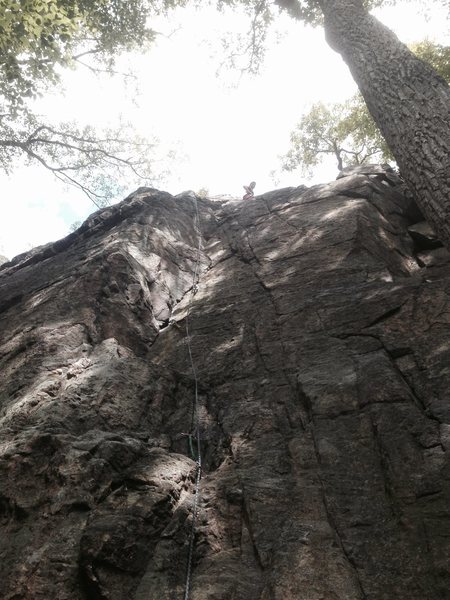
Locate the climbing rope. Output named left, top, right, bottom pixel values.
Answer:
left=183, top=195, right=203, bottom=600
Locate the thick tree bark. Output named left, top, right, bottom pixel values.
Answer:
left=318, top=0, right=450, bottom=248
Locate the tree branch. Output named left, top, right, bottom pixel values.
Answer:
left=0, top=125, right=153, bottom=208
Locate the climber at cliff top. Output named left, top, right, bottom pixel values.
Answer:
left=243, top=181, right=256, bottom=200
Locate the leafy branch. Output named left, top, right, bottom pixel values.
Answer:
left=0, top=112, right=161, bottom=207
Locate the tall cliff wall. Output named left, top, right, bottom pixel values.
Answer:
left=0, top=166, right=449, bottom=599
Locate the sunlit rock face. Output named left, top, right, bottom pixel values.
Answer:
left=0, top=166, right=449, bottom=600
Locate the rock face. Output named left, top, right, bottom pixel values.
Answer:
left=0, top=166, right=449, bottom=600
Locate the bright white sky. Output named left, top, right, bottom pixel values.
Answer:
left=0, top=0, right=448, bottom=260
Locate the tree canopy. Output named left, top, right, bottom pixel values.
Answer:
left=0, top=0, right=285, bottom=204
left=0, top=113, right=163, bottom=205
left=410, top=40, right=450, bottom=83
left=282, top=38, right=450, bottom=176
left=0, top=0, right=186, bottom=205
left=288, top=0, right=450, bottom=249
left=281, top=99, right=389, bottom=175
left=0, top=0, right=183, bottom=109
left=1, top=0, right=449, bottom=237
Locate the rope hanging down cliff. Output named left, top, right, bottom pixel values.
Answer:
left=183, top=195, right=203, bottom=600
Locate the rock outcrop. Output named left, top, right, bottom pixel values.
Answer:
left=0, top=166, right=449, bottom=599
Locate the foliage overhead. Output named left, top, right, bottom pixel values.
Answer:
left=282, top=39, right=450, bottom=176
left=0, top=0, right=284, bottom=204
left=0, top=111, right=166, bottom=206
left=0, top=0, right=192, bottom=109
left=0, top=0, right=189, bottom=204
left=281, top=100, right=390, bottom=176
left=0, top=0, right=448, bottom=203
left=411, top=40, right=450, bottom=83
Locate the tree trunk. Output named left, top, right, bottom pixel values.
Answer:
left=334, top=143, right=344, bottom=170
left=318, top=0, right=450, bottom=247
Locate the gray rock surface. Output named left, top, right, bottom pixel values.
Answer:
left=408, top=220, right=443, bottom=250
left=0, top=168, right=449, bottom=599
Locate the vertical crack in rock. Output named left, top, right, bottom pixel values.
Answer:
left=0, top=168, right=449, bottom=599
left=309, top=418, right=369, bottom=600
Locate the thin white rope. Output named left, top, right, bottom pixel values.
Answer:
left=183, top=196, right=203, bottom=600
